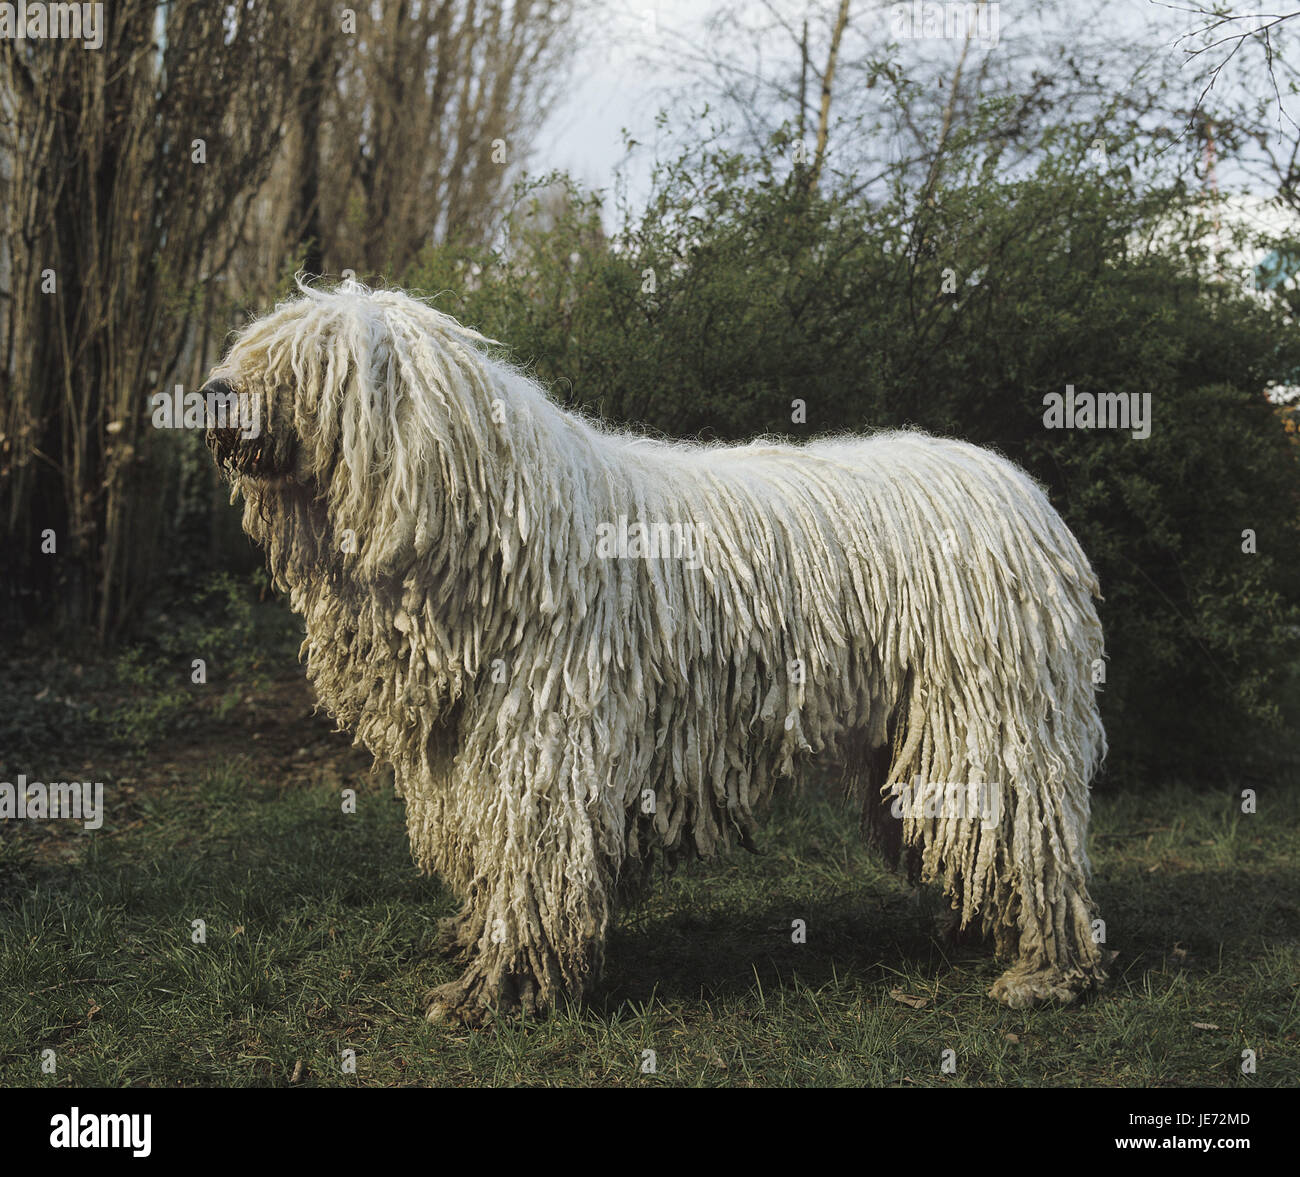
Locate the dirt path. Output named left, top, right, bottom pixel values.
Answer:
left=1, top=662, right=370, bottom=864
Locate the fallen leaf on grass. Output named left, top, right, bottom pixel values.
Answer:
left=890, top=988, right=929, bottom=1010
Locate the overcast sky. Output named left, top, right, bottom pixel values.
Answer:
left=531, top=0, right=1296, bottom=212
left=533, top=0, right=706, bottom=199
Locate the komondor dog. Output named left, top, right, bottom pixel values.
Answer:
left=204, top=282, right=1108, bottom=1025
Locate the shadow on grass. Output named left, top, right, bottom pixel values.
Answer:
left=600, top=880, right=966, bottom=1014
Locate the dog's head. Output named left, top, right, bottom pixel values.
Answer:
left=203, top=282, right=505, bottom=577
left=202, top=287, right=354, bottom=487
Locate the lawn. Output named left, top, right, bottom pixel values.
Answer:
left=1, top=707, right=1296, bottom=1086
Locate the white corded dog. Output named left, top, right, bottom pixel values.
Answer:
left=205, top=282, right=1108, bottom=1024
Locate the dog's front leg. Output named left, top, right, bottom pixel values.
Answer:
left=422, top=713, right=618, bottom=1026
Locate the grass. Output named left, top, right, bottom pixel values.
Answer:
left=1, top=759, right=1296, bottom=1087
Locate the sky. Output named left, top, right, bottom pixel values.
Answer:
left=532, top=0, right=707, bottom=201
left=531, top=0, right=1298, bottom=214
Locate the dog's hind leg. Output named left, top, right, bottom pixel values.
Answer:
left=983, top=765, right=1109, bottom=1008
left=874, top=669, right=1108, bottom=1008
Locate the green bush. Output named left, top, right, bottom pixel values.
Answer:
left=406, top=128, right=1300, bottom=783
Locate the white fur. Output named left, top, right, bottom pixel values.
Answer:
left=209, top=282, right=1108, bottom=1021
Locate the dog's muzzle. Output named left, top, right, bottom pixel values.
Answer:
left=202, top=379, right=275, bottom=475
left=202, top=380, right=239, bottom=460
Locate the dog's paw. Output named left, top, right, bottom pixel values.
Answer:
left=989, top=962, right=1102, bottom=1009
left=422, top=969, right=543, bottom=1027
left=423, top=979, right=493, bottom=1027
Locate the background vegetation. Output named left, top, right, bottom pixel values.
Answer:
left=410, top=123, right=1300, bottom=780
left=4, top=2, right=1298, bottom=782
